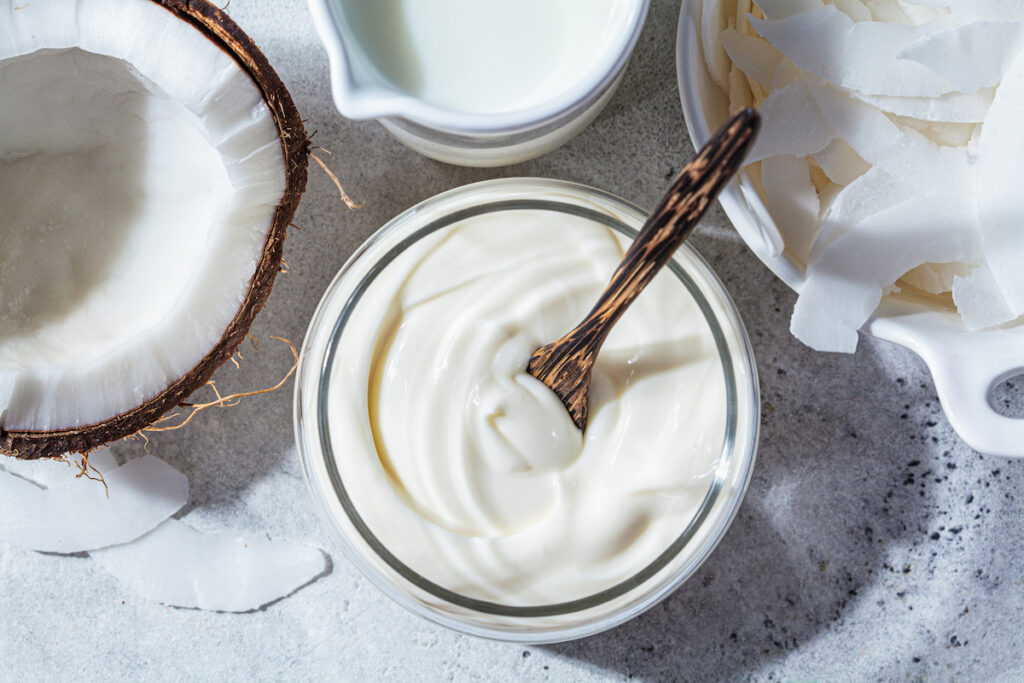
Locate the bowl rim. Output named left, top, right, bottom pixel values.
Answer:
left=308, top=0, right=650, bottom=134
left=294, top=177, right=761, bottom=641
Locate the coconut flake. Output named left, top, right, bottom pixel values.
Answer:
left=728, top=63, right=754, bottom=109
left=949, top=0, right=1024, bottom=23
left=809, top=167, right=917, bottom=266
left=720, top=28, right=783, bottom=88
left=747, top=80, right=835, bottom=163
left=750, top=6, right=958, bottom=97
left=702, top=0, right=731, bottom=92
left=739, top=173, right=788, bottom=258
left=808, top=82, right=973, bottom=197
left=900, top=262, right=973, bottom=294
left=754, top=0, right=826, bottom=20
left=792, top=196, right=980, bottom=352
left=91, top=519, right=327, bottom=612
left=812, top=138, right=871, bottom=185
left=850, top=88, right=993, bottom=122
left=0, top=454, right=187, bottom=553
left=898, top=21, right=1024, bottom=95
left=897, top=0, right=948, bottom=24
left=953, top=263, right=1017, bottom=330
left=833, top=0, right=874, bottom=22
left=761, top=155, right=821, bottom=263
left=976, top=51, right=1024, bottom=315
left=0, top=446, right=117, bottom=489
left=865, top=0, right=917, bottom=24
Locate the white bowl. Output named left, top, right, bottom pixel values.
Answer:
left=309, top=0, right=649, bottom=167
left=675, top=0, right=1024, bottom=457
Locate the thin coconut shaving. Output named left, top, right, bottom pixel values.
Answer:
left=701, top=0, right=1024, bottom=350
left=0, top=445, right=329, bottom=612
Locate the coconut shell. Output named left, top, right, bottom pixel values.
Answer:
left=0, top=0, right=309, bottom=460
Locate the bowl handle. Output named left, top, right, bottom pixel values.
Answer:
left=924, top=347, right=1024, bottom=458
left=870, top=305, right=1024, bottom=457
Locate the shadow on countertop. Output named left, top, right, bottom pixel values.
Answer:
left=543, top=335, right=944, bottom=679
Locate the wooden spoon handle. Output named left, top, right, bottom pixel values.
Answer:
left=527, top=108, right=759, bottom=430
left=531, top=108, right=759, bottom=376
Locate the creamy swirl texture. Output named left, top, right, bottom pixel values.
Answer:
left=328, top=209, right=727, bottom=604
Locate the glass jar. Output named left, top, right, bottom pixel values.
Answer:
left=294, top=178, right=760, bottom=642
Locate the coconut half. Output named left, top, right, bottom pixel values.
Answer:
left=0, top=0, right=307, bottom=459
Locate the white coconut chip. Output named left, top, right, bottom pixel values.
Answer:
left=702, top=0, right=731, bottom=92
left=754, top=0, right=826, bottom=20
left=898, top=21, right=1024, bottom=95
left=720, top=28, right=783, bottom=88
left=812, top=138, right=871, bottom=185
left=900, top=262, right=973, bottom=294
left=750, top=5, right=958, bottom=97
left=739, top=175, right=788, bottom=258
left=948, top=0, right=1024, bottom=23
left=850, top=88, right=993, bottom=123
left=747, top=80, right=835, bottom=163
left=0, top=454, right=187, bottom=553
left=90, top=519, right=327, bottom=612
left=952, top=263, right=1017, bottom=330
left=761, top=155, right=821, bottom=264
left=0, top=445, right=118, bottom=489
left=729, top=63, right=754, bottom=109
left=833, top=0, right=874, bottom=22
left=975, top=51, right=1024, bottom=316
left=865, top=0, right=916, bottom=24
left=792, top=196, right=980, bottom=352
left=897, top=0, right=948, bottom=24
left=808, top=82, right=973, bottom=197
left=808, top=167, right=916, bottom=266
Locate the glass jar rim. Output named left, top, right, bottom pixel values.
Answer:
left=295, top=178, right=760, bottom=641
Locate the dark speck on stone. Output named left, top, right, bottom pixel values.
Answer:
left=930, top=532, right=941, bottom=540
left=966, top=494, right=974, bottom=504
left=522, top=651, right=530, bottom=658
left=908, top=460, right=921, bottom=467
left=946, top=462, right=957, bottom=470
left=777, top=368, right=786, bottom=375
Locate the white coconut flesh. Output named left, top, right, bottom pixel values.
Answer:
left=0, top=0, right=286, bottom=434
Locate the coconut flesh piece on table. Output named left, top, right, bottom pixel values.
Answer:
left=699, top=0, right=1024, bottom=351
left=0, top=449, right=187, bottom=553
left=0, top=0, right=307, bottom=458
left=91, top=518, right=328, bottom=612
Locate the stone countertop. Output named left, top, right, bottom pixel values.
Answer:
left=3, top=0, right=1023, bottom=679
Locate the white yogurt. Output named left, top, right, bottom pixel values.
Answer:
left=339, top=0, right=638, bottom=114
left=326, top=209, right=728, bottom=605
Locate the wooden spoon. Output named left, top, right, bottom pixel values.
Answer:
left=527, top=107, right=760, bottom=431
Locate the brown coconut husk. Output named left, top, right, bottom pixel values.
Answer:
left=1, top=0, right=309, bottom=459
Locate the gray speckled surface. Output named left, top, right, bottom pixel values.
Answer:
left=3, top=0, right=1024, bottom=680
